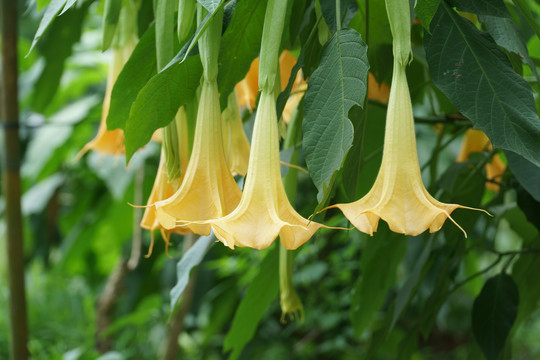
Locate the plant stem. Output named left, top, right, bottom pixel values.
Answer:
left=1, top=0, right=29, bottom=357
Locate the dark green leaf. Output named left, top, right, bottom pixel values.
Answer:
left=472, top=273, right=519, bottom=360
left=341, top=104, right=385, bottom=201
left=102, top=0, right=123, bottom=51
left=415, top=0, right=441, bottom=31
left=124, top=55, right=203, bottom=161
left=170, top=235, right=215, bottom=309
left=480, top=15, right=540, bottom=81
left=31, top=2, right=89, bottom=112
left=449, top=0, right=510, bottom=18
left=303, top=28, right=369, bottom=202
left=512, top=243, right=540, bottom=328
left=224, top=246, right=279, bottom=360
left=107, top=24, right=157, bottom=131
left=217, top=0, right=267, bottom=109
left=506, top=151, right=540, bottom=202
left=425, top=3, right=540, bottom=168
left=390, top=235, right=435, bottom=332
left=350, top=227, right=407, bottom=337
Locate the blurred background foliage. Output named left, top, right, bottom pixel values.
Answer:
left=1, top=0, right=540, bottom=359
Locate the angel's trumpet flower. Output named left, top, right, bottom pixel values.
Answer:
left=140, top=110, right=190, bottom=256
left=207, top=91, right=327, bottom=250
left=457, top=129, right=506, bottom=191
left=235, top=58, right=259, bottom=112
left=222, top=90, right=250, bottom=176
left=154, top=80, right=242, bottom=235
left=77, top=41, right=136, bottom=158
left=325, top=61, right=488, bottom=236
left=235, top=50, right=307, bottom=123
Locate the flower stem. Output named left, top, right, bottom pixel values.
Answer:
left=259, top=0, right=289, bottom=92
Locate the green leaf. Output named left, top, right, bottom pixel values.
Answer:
left=31, top=1, right=89, bottom=112
left=102, top=0, right=123, bottom=51
left=506, top=151, right=540, bottom=202
left=276, top=14, right=318, bottom=119
left=480, top=15, right=540, bottom=81
left=350, top=227, right=407, bottom=337
left=425, top=3, right=540, bottom=168
left=29, top=0, right=68, bottom=54
left=512, top=242, right=540, bottom=328
left=217, top=0, right=267, bottom=109
left=415, top=0, right=441, bottom=31
left=472, top=273, right=519, bottom=360
left=303, top=28, right=368, bottom=202
left=124, top=55, right=203, bottom=161
left=198, top=0, right=221, bottom=12
left=224, top=246, right=279, bottom=360
left=107, top=24, right=157, bottom=131
left=449, top=0, right=510, bottom=18
left=170, top=235, right=215, bottom=309
left=389, top=235, right=435, bottom=333
left=156, top=0, right=178, bottom=70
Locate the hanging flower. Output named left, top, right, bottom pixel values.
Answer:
left=76, top=41, right=136, bottom=158
left=235, top=50, right=307, bottom=123
left=140, top=109, right=191, bottom=256
left=153, top=80, right=242, bottom=235
left=457, top=129, right=506, bottom=191
left=324, top=61, right=488, bottom=237
left=222, top=90, right=250, bottom=176
left=367, top=72, right=390, bottom=104
left=206, top=91, right=328, bottom=250
left=235, top=57, right=259, bottom=111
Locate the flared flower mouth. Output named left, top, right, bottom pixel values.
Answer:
left=203, top=91, right=331, bottom=250
left=153, top=80, right=242, bottom=235
left=324, top=61, right=489, bottom=237
left=76, top=40, right=137, bottom=159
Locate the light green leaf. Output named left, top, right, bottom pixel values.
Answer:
left=425, top=3, right=540, bottom=168
left=198, top=0, right=221, bottom=12
left=472, top=273, right=519, bottom=360
left=170, top=235, right=215, bottom=309
left=29, top=0, right=68, bottom=54
left=22, top=174, right=64, bottom=215
left=303, top=28, right=368, bottom=202
left=102, top=0, right=123, bottom=51
left=107, top=24, right=157, bottom=131
left=124, top=55, right=203, bottom=161
left=217, top=0, right=266, bottom=109
left=156, top=0, right=177, bottom=70
left=224, top=246, right=279, bottom=360
left=350, top=228, right=407, bottom=337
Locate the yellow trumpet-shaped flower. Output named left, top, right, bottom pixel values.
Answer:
left=153, top=80, right=242, bottom=235
left=457, top=129, right=506, bottom=191
left=235, top=50, right=307, bottom=122
left=235, top=58, right=259, bottom=111
left=140, top=110, right=190, bottom=256
left=77, top=41, right=136, bottom=158
left=207, top=91, right=327, bottom=250
left=325, top=61, right=487, bottom=236
left=222, top=90, right=250, bottom=176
